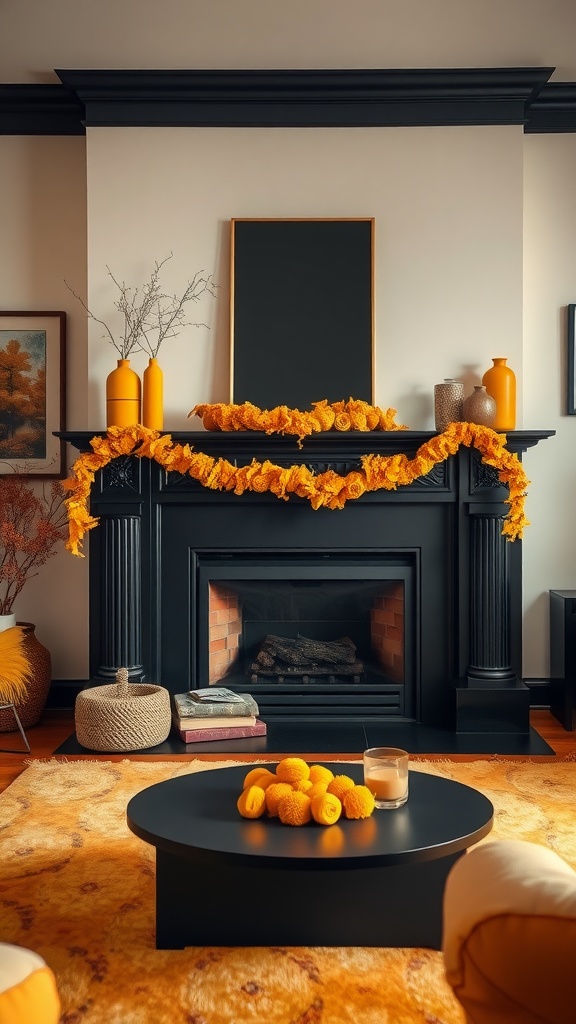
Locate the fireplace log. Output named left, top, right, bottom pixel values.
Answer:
left=250, top=661, right=364, bottom=676
left=258, top=634, right=357, bottom=666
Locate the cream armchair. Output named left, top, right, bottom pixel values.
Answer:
left=442, top=839, right=576, bottom=1024
left=0, top=943, right=59, bottom=1024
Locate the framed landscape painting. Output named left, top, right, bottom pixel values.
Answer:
left=0, top=311, right=66, bottom=478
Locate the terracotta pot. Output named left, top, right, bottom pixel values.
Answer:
left=0, top=622, right=51, bottom=731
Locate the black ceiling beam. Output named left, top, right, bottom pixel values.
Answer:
left=3, top=68, right=576, bottom=135
left=0, top=84, right=84, bottom=135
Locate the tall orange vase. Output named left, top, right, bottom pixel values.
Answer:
left=482, top=357, right=516, bottom=431
left=106, top=359, right=141, bottom=428
left=142, top=357, right=164, bottom=430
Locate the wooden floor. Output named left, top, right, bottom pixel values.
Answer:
left=1, top=709, right=574, bottom=795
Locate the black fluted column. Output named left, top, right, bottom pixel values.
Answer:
left=97, top=514, right=144, bottom=681
left=466, top=512, right=516, bottom=685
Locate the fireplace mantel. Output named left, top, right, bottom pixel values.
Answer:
left=60, top=429, right=554, bottom=733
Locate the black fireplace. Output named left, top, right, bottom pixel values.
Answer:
left=61, top=429, right=553, bottom=732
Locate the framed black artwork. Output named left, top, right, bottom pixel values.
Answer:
left=0, top=311, right=66, bottom=477
left=230, top=218, right=374, bottom=409
left=568, top=304, right=576, bottom=415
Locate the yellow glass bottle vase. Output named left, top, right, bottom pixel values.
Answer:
left=482, top=357, right=516, bottom=431
left=106, top=359, right=141, bottom=428
left=142, top=357, right=164, bottom=431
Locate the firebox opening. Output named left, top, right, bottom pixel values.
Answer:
left=197, top=554, right=416, bottom=721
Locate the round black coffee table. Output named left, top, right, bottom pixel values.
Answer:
left=127, top=762, right=493, bottom=949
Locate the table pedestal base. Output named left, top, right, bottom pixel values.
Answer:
left=155, top=847, right=463, bottom=949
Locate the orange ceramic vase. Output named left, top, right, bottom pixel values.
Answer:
left=482, top=357, right=516, bottom=431
left=142, top=357, right=164, bottom=430
left=106, top=359, right=141, bottom=428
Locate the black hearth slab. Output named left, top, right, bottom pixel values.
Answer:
left=363, top=722, right=554, bottom=756
left=53, top=722, right=553, bottom=756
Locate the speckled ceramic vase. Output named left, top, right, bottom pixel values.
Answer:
left=434, top=379, right=464, bottom=433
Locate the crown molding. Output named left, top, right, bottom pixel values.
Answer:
left=0, top=84, right=84, bottom=135
left=3, top=67, right=576, bottom=135
left=54, top=67, right=553, bottom=128
left=523, top=82, right=576, bottom=133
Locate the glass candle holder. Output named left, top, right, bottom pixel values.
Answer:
left=363, top=746, right=409, bottom=809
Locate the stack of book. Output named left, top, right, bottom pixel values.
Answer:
left=172, top=687, right=267, bottom=744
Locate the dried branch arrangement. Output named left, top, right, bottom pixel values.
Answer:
left=66, top=253, right=217, bottom=358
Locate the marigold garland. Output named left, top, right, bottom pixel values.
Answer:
left=62, top=416, right=530, bottom=557
left=190, top=398, right=407, bottom=443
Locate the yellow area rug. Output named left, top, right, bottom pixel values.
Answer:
left=1, top=757, right=576, bottom=1024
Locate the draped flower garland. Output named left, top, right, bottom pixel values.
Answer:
left=62, top=405, right=530, bottom=558
left=190, top=398, right=407, bottom=443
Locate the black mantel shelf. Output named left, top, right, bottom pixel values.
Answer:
left=57, top=428, right=555, bottom=735
left=58, top=429, right=555, bottom=458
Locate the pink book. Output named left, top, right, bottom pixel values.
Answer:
left=177, top=719, right=267, bottom=744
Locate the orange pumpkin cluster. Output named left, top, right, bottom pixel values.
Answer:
left=236, top=757, right=376, bottom=827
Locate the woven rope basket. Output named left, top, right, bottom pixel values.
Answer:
left=75, top=668, right=172, bottom=752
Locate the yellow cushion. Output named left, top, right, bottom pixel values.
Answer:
left=0, top=943, right=60, bottom=1024
left=443, top=840, right=576, bottom=1024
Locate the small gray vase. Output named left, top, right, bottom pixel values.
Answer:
left=463, top=385, right=497, bottom=427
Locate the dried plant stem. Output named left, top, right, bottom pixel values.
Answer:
left=65, top=253, right=217, bottom=359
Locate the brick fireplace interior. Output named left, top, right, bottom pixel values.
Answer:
left=201, top=560, right=412, bottom=720
left=207, top=579, right=405, bottom=687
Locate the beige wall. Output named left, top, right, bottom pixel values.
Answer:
left=0, top=136, right=89, bottom=676
left=84, top=125, right=524, bottom=431
left=523, top=134, right=576, bottom=676
left=1, top=0, right=576, bottom=681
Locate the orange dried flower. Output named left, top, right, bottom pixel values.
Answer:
left=276, top=757, right=311, bottom=784
left=237, top=785, right=267, bottom=819
left=308, top=765, right=334, bottom=785
left=293, top=778, right=314, bottom=793
left=243, top=767, right=276, bottom=790
left=265, top=782, right=294, bottom=817
left=327, top=774, right=356, bottom=801
left=342, top=785, right=376, bottom=819
left=333, top=412, right=352, bottom=432
left=311, top=791, right=342, bottom=826
left=307, top=781, right=329, bottom=801
left=342, top=472, right=367, bottom=501
left=277, top=790, right=312, bottom=826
